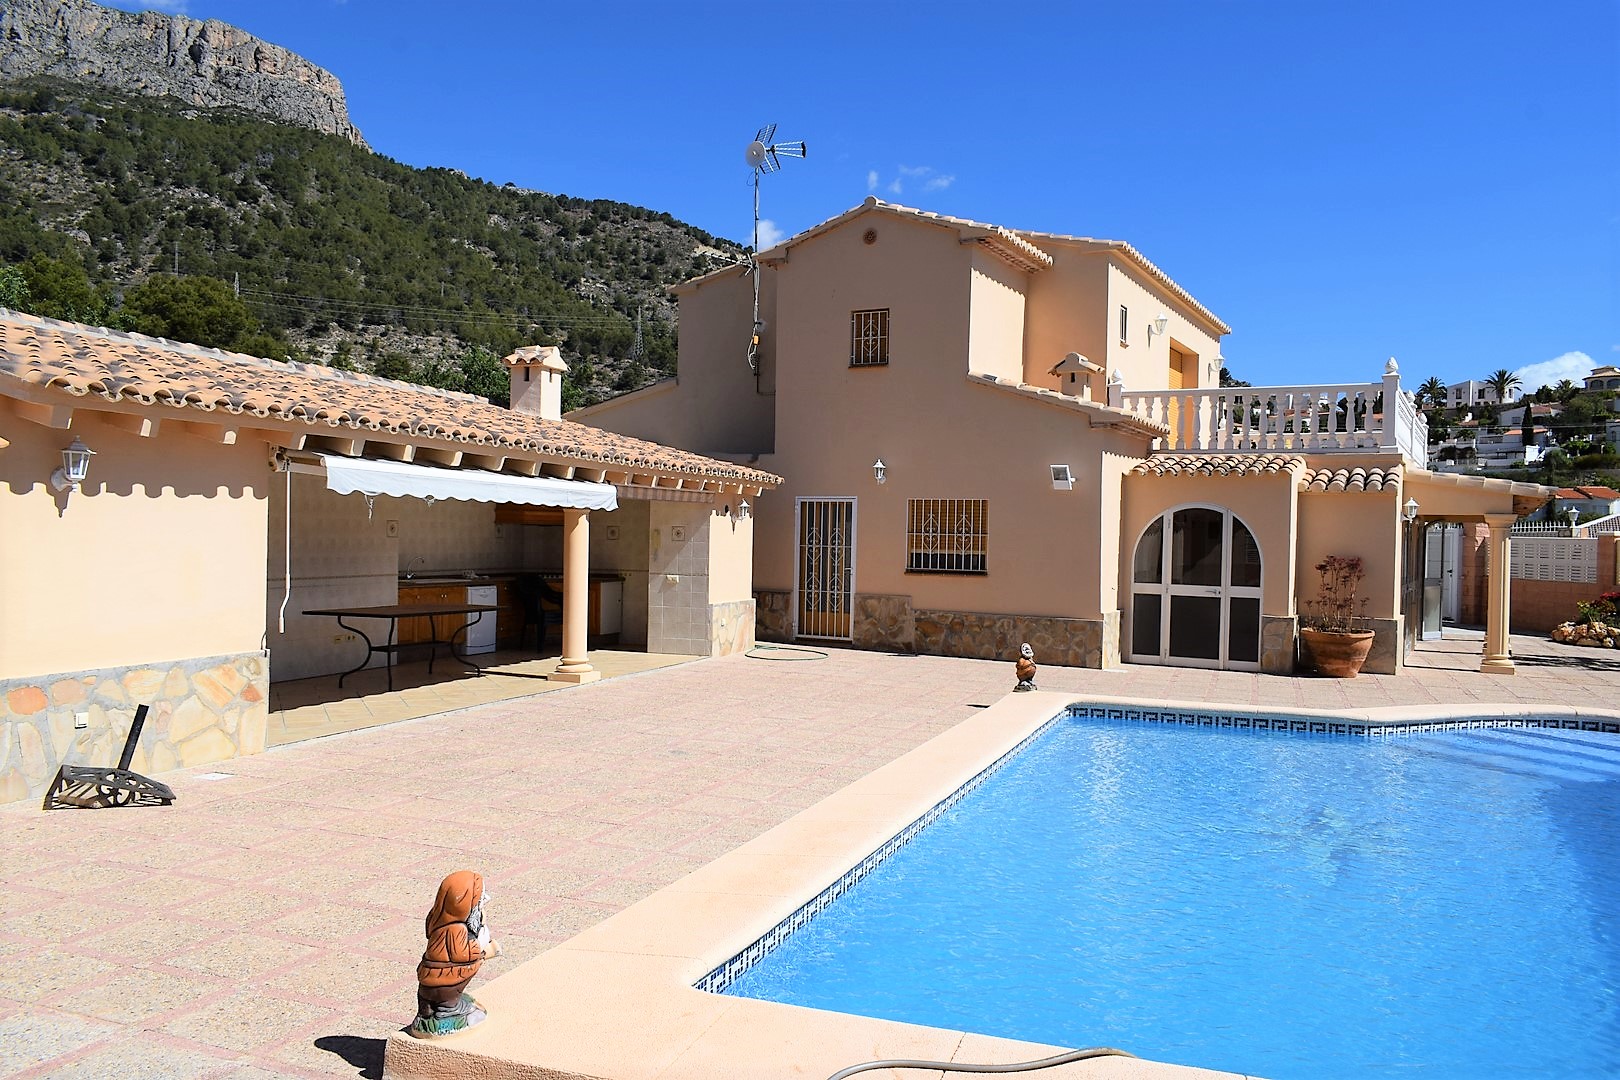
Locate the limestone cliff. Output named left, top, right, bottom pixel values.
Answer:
left=0, top=0, right=366, bottom=146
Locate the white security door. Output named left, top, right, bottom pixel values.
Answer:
left=1129, top=507, right=1262, bottom=670
left=796, top=498, right=856, bottom=640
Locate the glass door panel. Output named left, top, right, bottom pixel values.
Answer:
left=1171, top=508, right=1224, bottom=586
left=1168, top=595, right=1222, bottom=660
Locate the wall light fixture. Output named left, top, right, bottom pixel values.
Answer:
left=50, top=437, right=95, bottom=493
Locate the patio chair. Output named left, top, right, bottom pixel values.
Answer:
left=514, top=574, right=563, bottom=652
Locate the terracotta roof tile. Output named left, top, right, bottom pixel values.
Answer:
left=1301, top=465, right=1403, bottom=493
left=0, top=312, right=781, bottom=488
left=1132, top=454, right=1305, bottom=478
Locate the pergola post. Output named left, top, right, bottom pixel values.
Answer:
left=549, top=507, right=600, bottom=684
left=1480, top=513, right=1516, bottom=675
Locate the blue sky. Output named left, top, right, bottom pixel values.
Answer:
left=104, top=0, right=1617, bottom=392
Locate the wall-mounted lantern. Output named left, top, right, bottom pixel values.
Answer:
left=50, top=438, right=95, bottom=492
left=1051, top=464, right=1075, bottom=491
left=872, top=459, right=886, bottom=485
left=1403, top=497, right=1420, bottom=524
left=738, top=498, right=752, bottom=520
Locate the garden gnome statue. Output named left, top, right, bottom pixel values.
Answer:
left=410, top=870, right=500, bottom=1039
left=1014, top=642, right=1037, bottom=692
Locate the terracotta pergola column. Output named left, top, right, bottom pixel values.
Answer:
left=1480, top=513, right=1516, bottom=675
left=549, top=507, right=600, bottom=685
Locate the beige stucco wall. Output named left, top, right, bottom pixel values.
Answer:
left=0, top=406, right=269, bottom=678
left=1296, top=491, right=1402, bottom=620
left=1103, top=256, right=1224, bottom=392
left=707, top=497, right=754, bottom=604
left=572, top=267, right=775, bottom=456
left=1022, top=246, right=1110, bottom=394
left=966, top=250, right=1031, bottom=384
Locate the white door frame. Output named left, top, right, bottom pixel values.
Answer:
left=794, top=497, right=857, bottom=641
left=1129, top=505, right=1263, bottom=671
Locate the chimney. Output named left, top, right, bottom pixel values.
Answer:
left=505, top=346, right=568, bottom=420
left=1049, top=352, right=1102, bottom=401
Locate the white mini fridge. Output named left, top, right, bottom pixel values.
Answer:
left=464, top=584, right=499, bottom=654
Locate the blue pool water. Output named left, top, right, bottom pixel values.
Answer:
left=722, top=718, right=1620, bottom=1078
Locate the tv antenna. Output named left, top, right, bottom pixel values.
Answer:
left=745, top=123, right=806, bottom=375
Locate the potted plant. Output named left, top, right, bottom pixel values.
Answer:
left=1299, top=554, right=1376, bottom=677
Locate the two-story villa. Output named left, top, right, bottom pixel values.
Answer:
left=576, top=198, right=1546, bottom=676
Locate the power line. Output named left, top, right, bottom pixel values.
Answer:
left=234, top=285, right=653, bottom=333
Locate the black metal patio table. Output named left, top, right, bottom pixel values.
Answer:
left=302, top=602, right=497, bottom=692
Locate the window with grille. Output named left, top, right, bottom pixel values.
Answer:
left=907, top=499, right=988, bottom=573
left=851, top=309, right=890, bottom=367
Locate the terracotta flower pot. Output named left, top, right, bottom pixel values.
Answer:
left=1300, top=628, right=1376, bottom=678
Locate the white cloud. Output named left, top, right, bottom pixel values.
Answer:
left=754, top=219, right=785, bottom=250
left=1514, top=350, right=1594, bottom=391
left=869, top=164, right=955, bottom=198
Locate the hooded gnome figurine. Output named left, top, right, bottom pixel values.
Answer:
left=411, top=870, right=500, bottom=1039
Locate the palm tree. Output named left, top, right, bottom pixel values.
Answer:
left=1485, top=368, right=1522, bottom=406
left=1418, top=376, right=1449, bottom=410
left=1553, top=378, right=1579, bottom=402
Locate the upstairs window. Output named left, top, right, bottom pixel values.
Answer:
left=907, top=498, right=988, bottom=574
left=851, top=309, right=890, bottom=367
left=1119, top=305, right=1129, bottom=343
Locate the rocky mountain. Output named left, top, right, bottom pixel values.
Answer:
left=0, top=0, right=365, bottom=146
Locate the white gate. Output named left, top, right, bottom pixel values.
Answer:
left=1509, top=537, right=1597, bottom=583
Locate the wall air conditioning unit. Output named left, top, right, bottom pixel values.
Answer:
left=1050, top=464, right=1075, bottom=491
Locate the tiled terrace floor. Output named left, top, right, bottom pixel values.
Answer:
left=3, top=631, right=1617, bottom=1080
left=267, top=649, right=699, bottom=747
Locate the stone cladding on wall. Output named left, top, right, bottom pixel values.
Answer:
left=754, top=590, right=792, bottom=643
left=1261, top=615, right=1297, bottom=674
left=0, top=651, right=268, bottom=806
left=912, top=608, right=1111, bottom=668
left=708, top=600, right=757, bottom=656
left=852, top=594, right=915, bottom=652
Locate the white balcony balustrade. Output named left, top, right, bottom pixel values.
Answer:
left=1107, top=361, right=1428, bottom=467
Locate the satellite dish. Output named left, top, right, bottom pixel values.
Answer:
left=745, top=123, right=806, bottom=376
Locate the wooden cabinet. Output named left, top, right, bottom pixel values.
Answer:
left=395, top=584, right=466, bottom=645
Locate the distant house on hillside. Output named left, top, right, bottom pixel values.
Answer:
left=575, top=197, right=1546, bottom=681
left=1552, top=486, right=1620, bottom=519
left=1447, top=379, right=1520, bottom=410
left=1583, top=366, right=1620, bottom=392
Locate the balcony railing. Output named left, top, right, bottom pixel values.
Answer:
left=1108, top=362, right=1428, bottom=467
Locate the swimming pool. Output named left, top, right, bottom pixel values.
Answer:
left=716, top=711, right=1620, bottom=1078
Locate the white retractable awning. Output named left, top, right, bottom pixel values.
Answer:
left=320, top=454, right=618, bottom=511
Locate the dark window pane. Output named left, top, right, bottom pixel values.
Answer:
left=1228, top=597, right=1260, bottom=663
left=1231, top=519, right=1262, bottom=589
left=1171, top=508, right=1224, bottom=586
left=1134, top=519, right=1164, bottom=583
left=1168, top=595, right=1221, bottom=659
left=1131, top=593, right=1161, bottom=657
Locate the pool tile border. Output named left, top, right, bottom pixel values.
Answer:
left=1071, top=702, right=1620, bottom=737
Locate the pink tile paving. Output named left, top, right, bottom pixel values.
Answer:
left=1, top=631, right=1617, bottom=1079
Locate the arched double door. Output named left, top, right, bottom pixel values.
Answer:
left=1129, top=506, right=1262, bottom=670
